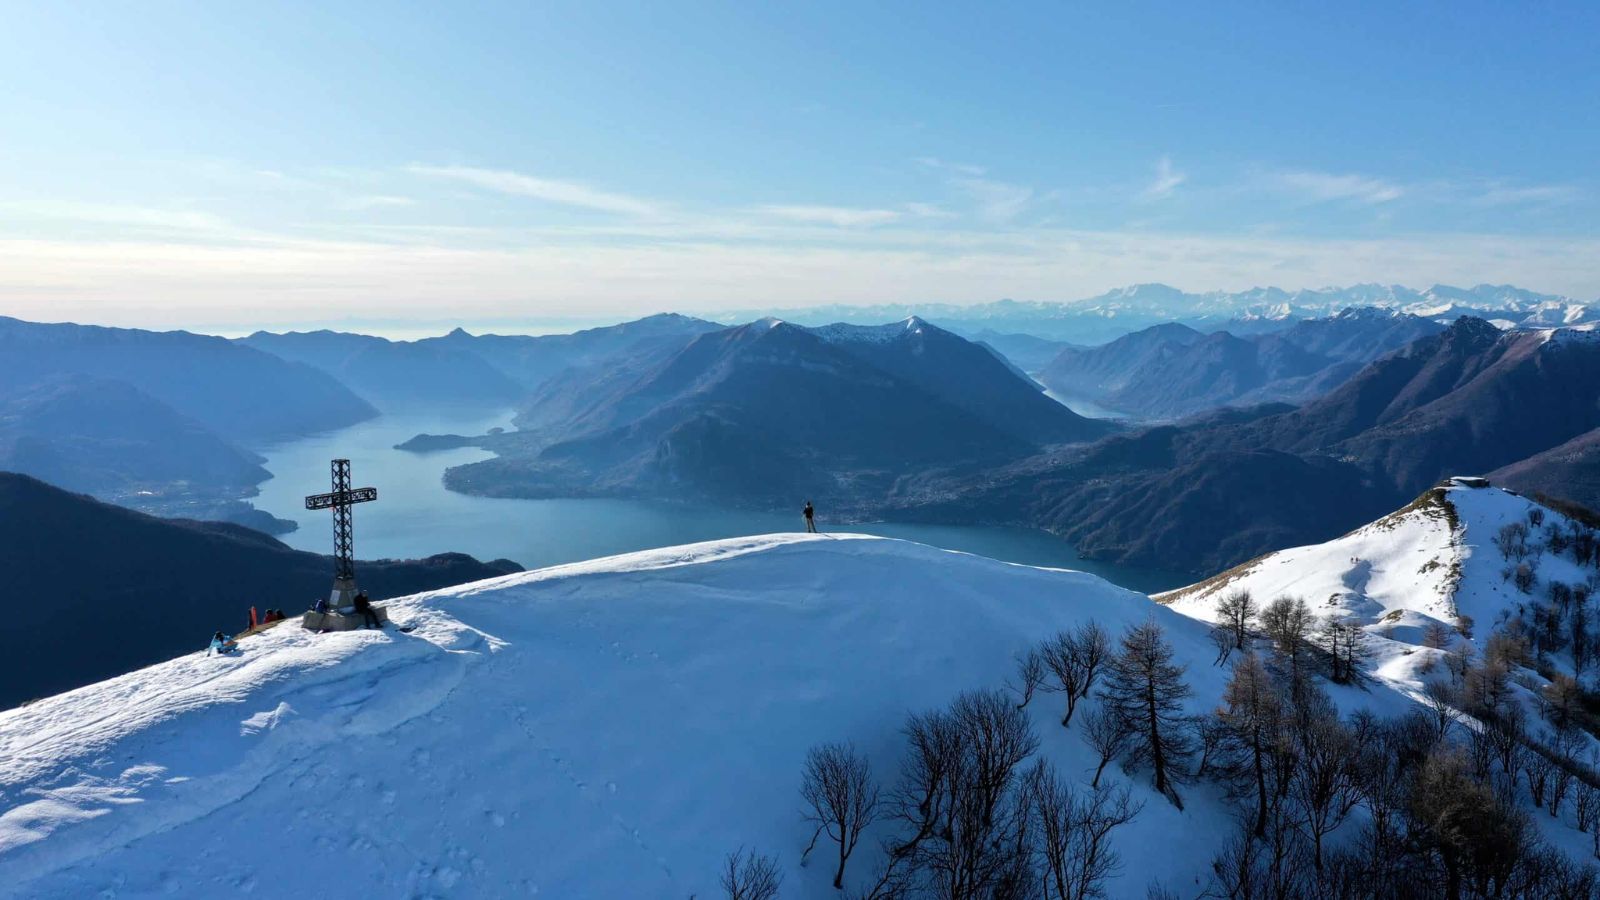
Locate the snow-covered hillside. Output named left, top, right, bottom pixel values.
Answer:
left=1159, top=481, right=1595, bottom=686
left=1, top=534, right=1234, bottom=898
left=4, top=501, right=1596, bottom=898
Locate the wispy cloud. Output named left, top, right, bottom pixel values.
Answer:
left=406, top=165, right=659, bottom=217
left=1467, top=182, right=1580, bottom=208
left=755, top=205, right=904, bottom=227
left=1266, top=169, right=1404, bottom=205
left=914, top=157, right=988, bottom=177
left=1139, top=156, right=1186, bottom=201
left=339, top=195, right=415, bottom=211
left=953, top=176, right=1035, bottom=223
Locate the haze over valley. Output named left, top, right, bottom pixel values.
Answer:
left=6, top=4, right=1600, bottom=897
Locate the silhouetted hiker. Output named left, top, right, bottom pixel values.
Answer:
left=803, top=500, right=817, bottom=533
left=209, top=631, right=238, bottom=655
left=353, top=592, right=381, bottom=629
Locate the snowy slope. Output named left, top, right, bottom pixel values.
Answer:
left=1159, top=481, right=1595, bottom=686
left=1, top=534, right=1241, bottom=898
left=4, top=510, right=1593, bottom=898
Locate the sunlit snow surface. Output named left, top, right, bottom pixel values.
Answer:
left=2, top=499, right=1593, bottom=897
left=0, top=534, right=1235, bottom=897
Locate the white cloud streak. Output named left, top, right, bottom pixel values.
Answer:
left=755, top=205, right=904, bottom=227
left=1139, top=156, right=1186, bottom=200
left=406, top=165, right=660, bottom=217
left=1267, top=169, right=1405, bottom=204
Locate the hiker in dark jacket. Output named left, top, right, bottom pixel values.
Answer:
left=353, top=592, right=382, bottom=629
left=803, top=501, right=817, bottom=534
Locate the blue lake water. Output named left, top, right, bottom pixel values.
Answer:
left=252, top=410, right=1191, bottom=595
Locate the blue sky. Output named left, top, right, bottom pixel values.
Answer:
left=1, top=1, right=1597, bottom=330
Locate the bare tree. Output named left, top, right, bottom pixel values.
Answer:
left=722, top=847, right=783, bottom=900
left=1216, top=590, right=1257, bottom=652
left=1209, top=625, right=1236, bottom=667
left=1420, top=679, right=1460, bottom=742
left=1542, top=672, right=1584, bottom=733
left=1259, top=596, right=1313, bottom=688
left=1027, top=761, right=1142, bottom=900
left=801, top=742, right=879, bottom=889
left=1012, top=646, right=1048, bottom=710
left=1422, top=619, right=1455, bottom=650
left=1575, top=780, right=1600, bottom=835
left=1525, top=750, right=1555, bottom=810
left=1288, top=708, right=1364, bottom=870
left=887, top=690, right=1040, bottom=900
left=1217, top=652, right=1286, bottom=838
left=1101, top=619, right=1194, bottom=807
left=1081, top=701, right=1131, bottom=789
left=1496, top=521, right=1531, bottom=562
left=1318, top=617, right=1368, bottom=685
left=1040, top=621, right=1112, bottom=728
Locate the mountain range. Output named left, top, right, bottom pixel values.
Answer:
left=0, top=472, right=522, bottom=709
left=895, top=316, right=1600, bottom=573
left=722, top=282, right=1596, bottom=344
left=239, top=313, right=720, bottom=412
left=1037, top=307, right=1446, bottom=420
left=441, top=317, right=1113, bottom=504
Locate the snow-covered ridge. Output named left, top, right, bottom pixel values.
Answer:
left=1159, top=482, right=1596, bottom=685
left=807, top=316, right=929, bottom=344
left=1, top=533, right=1234, bottom=898
left=6, top=503, right=1596, bottom=897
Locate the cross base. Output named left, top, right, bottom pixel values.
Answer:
left=329, top=576, right=359, bottom=608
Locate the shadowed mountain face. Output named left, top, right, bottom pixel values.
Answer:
left=445, top=318, right=1114, bottom=505
left=239, top=330, right=527, bottom=411
left=0, top=376, right=268, bottom=498
left=1491, top=429, right=1600, bottom=509
left=900, top=317, right=1600, bottom=574
left=1037, top=309, right=1445, bottom=420
left=0, top=473, right=523, bottom=709
left=0, top=317, right=376, bottom=443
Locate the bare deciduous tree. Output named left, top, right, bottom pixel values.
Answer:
left=801, top=742, right=879, bottom=889
left=1259, top=596, right=1313, bottom=688
left=1217, top=652, right=1286, bottom=838
left=887, top=690, right=1041, bottom=900
left=1209, top=625, right=1236, bottom=667
left=1289, top=706, right=1365, bottom=870
left=1039, top=622, right=1112, bottom=728
left=1216, top=590, right=1257, bottom=653
left=1027, top=761, right=1142, bottom=900
left=1012, top=646, right=1047, bottom=710
left=721, top=847, right=782, bottom=900
left=1081, top=701, right=1130, bottom=790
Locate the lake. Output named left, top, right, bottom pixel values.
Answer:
left=252, top=410, right=1191, bottom=595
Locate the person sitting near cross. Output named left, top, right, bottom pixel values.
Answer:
left=353, top=592, right=382, bottom=629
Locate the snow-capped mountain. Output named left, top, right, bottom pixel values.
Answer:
left=713, top=283, right=1597, bottom=345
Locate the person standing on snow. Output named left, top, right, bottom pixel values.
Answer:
left=803, top=500, right=817, bottom=533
